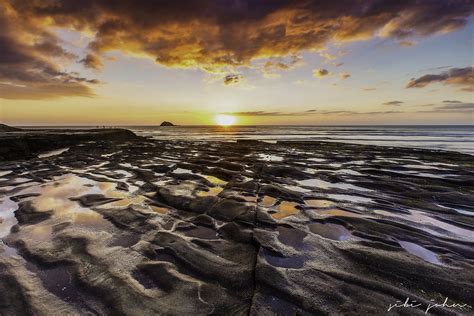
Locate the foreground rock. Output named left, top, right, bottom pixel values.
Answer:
left=0, top=137, right=473, bottom=315
left=0, top=128, right=140, bottom=161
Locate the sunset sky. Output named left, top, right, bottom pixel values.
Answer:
left=0, top=1, right=473, bottom=126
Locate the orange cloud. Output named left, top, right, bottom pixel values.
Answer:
left=2, top=1, right=473, bottom=99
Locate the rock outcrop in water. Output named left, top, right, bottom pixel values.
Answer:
left=0, top=136, right=473, bottom=314
left=160, top=121, right=175, bottom=126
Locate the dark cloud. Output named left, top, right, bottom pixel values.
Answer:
left=262, top=55, right=302, bottom=78
left=8, top=0, right=473, bottom=70
left=2, top=0, right=473, bottom=99
left=406, top=66, right=473, bottom=91
left=417, top=103, right=474, bottom=113
left=382, top=101, right=404, bottom=106
left=314, top=69, right=329, bottom=77
left=80, top=54, right=104, bottom=70
left=398, top=40, right=414, bottom=47
left=437, top=103, right=474, bottom=110
left=221, top=111, right=300, bottom=116
left=223, top=74, right=243, bottom=86
left=340, top=72, right=351, bottom=80
left=0, top=4, right=98, bottom=100
left=443, top=100, right=462, bottom=103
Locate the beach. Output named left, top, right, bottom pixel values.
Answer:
left=0, top=128, right=473, bottom=314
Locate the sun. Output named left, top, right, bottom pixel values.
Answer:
left=215, top=114, right=236, bottom=126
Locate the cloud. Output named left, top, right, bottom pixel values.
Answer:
left=406, top=66, right=473, bottom=91
left=382, top=101, right=404, bottom=106
left=222, top=109, right=405, bottom=117
left=314, top=69, right=329, bottom=77
left=437, top=103, right=474, bottom=111
left=0, top=3, right=98, bottom=100
left=80, top=54, right=104, bottom=70
left=340, top=72, right=351, bottom=80
left=222, top=111, right=297, bottom=116
left=442, top=100, right=462, bottom=103
left=398, top=40, right=415, bottom=47
left=363, top=87, right=377, bottom=91
left=2, top=1, right=473, bottom=99
left=0, top=82, right=96, bottom=100
left=262, top=55, right=302, bottom=78
left=8, top=1, right=473, bottom=70
left=417, top=103, right=474, bottom=113
left=223, top=74, right=243, bottom=86
left=223, top=102, right=474, bottom=117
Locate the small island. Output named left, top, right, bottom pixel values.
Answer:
left=160, top=121, right=175, bottom=126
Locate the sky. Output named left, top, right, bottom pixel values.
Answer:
left=0, top=0, right=473, bottom=126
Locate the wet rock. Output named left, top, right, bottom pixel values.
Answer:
left=14, top=201, right=52, bottom=225
left=160, top=121, right=175, bottom=126
left=1, top=134, right=474, bottom=315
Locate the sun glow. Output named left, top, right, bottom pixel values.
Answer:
left=215, top=114, right=236, bottom=126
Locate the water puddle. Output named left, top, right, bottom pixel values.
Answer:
left=258, top=154, right=284, bottom=162
left=173, top=168, right=193, bottom=174
left=316, top=209, right=368, bottom=218
left=336, top=169, right=363, bottom=176
left=0, top=197, right=19, bottom=239
left=109, top=233, right=140, bottom=247
left=165, top=181, right=197, bottom=198
left=398, top=241, right=443, bottom=265
left=297, top=179, right=372, bottom=192
left=436, top=203, right=474, bottom=216
left=150, top=205, right=169, bottom=214
left=114, top=170, right=134, bottom=178
left=374, top=209, right=474, bottom=240
left=0, top=171, right=12, bottom=177
left=304, top=199, right=336, bottom=208
left=197, top=186, right=223, bottom=197
left=284, top=185, right=311, bottom=193
left=326, top=194, right=374, bottom=204
left=277, top=226, right=307, bottom=249
left=261, top=248, right=305, bottom=269
left=181, top=225, right=219, bottom=240
left=271, top=201, right=300, bottom=219
left=11, top=177, right=33, bottom=184
left=260, top=196, right=277, bottom=207
left=200, top=175, right=227, bottom=186
left=309, top=222, right=351, bottom=241
left=98, top=195, right=145, bottom=208
left=38, top=147, right=70, bottom=158
left=307, top=157, right=326, bottom=163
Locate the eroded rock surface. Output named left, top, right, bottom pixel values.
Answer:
left=0, top=138, right=473, bottom=315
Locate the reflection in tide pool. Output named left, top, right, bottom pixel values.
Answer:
left=38, top=147, right=70, bottom=158
left=399, top=241, right=443, bottom=266
left=375, top=209, right=474, bottom=240
left=0, top=197, right=19, bottom=238
left=309, top=222, right=351, bottom=241
left=272, top=201, right=300, bottom=219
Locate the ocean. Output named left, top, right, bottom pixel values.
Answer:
left=128, top=125, right=474, bottom=155
left=20, top=125, right=474, bottom=155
